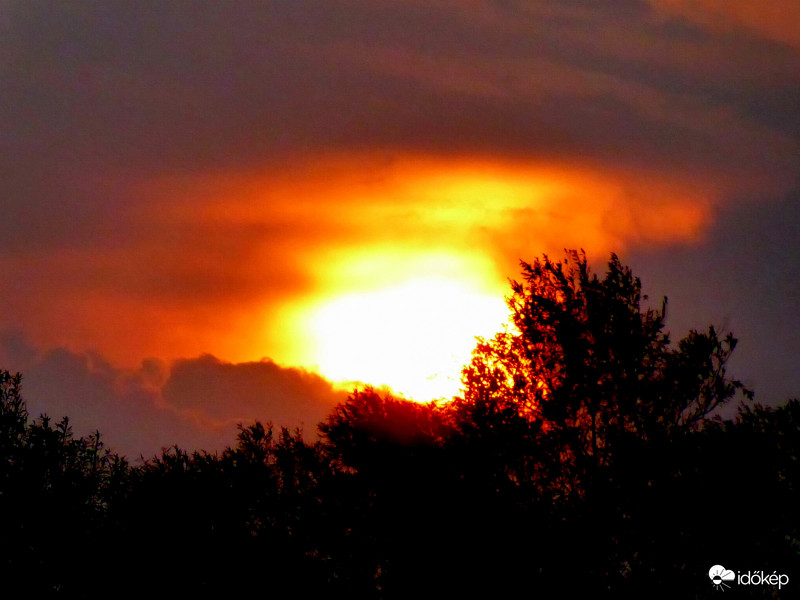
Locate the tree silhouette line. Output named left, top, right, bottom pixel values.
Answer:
left=1, top=251, right=798, bottom=597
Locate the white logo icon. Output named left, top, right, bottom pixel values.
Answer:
left=709, top=565, right=735, bottom=591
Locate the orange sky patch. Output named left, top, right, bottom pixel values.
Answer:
left=118, top=153, right=714, bottom=400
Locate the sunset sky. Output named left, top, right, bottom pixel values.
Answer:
left=2, top=0, right=799, bottom=458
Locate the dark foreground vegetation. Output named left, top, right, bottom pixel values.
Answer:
left=2, top=252, right=798, bottom=598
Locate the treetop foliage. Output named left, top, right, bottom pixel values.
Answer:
left=460, top=251, right=750, bottom=440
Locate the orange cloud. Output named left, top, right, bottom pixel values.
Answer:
left=125, top=153, right=715, bottom=398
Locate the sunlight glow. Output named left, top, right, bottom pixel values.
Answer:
left=131, top=153, right=713, bottom=399
left=307, top=276, right=509, bottom=402
left=244, top=154, right=712, bottom=401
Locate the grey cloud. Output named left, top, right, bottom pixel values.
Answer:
left=0, top=332, right=345, bottom=459
left=0, top=333, right=202, bottom=459
left=163, top=354, right=347, bottom=428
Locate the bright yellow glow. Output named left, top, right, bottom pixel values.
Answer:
left=248, top=155, right=712, bottom=401
left=307, top=275, right=508, bottom=402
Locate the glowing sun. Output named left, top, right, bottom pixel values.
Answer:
left=306, top=274, right=508, bottom=402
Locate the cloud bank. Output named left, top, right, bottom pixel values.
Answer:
left=0, top=332, right=346, bottom=459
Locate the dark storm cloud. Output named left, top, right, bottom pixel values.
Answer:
left=0, top=332, right=205, bottom=458
left=0, top=332, right=345, bottom=458
left=163, top=354, right=347, bottom=428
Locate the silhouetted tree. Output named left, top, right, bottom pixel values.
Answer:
left=448, top=251, right=760, bottom=594
left=320, top=388, right=451, bottom=472
left=107, top=421, right=338, bottom=595
left=457, top=251, right=752, bottom=498
left=318, top=389, right=460, bottom=595
left=0, top=369, right=126, bottom=595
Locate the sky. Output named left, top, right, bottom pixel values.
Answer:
left=1, top=0, right=798, bottom=459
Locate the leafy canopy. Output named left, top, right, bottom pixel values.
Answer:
left=457, top=251, right=751, bottom=467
